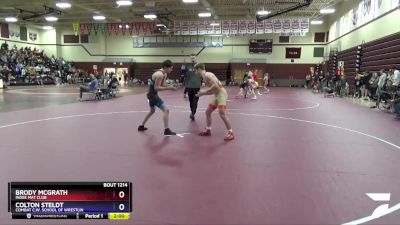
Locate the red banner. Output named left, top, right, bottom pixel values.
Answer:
left=79, top=24, right=86, bottom=35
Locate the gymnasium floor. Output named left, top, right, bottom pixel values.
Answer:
left=1, top=86, right=400, bottom=225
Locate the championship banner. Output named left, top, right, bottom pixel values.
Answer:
left=113, top=23, right=120, bottom=35
left=128, top=23, right=135, bottom=35
left=198, top=21, right=206, bottom=35
left=98, top=23, right=106, bottom=35
left=189, top=21, right=198, bottom=35
left=264, top=20, right=273, bottom=33
left=144, top=22, right=155, bottom=36
left=134, top=22, right=142, bottom=35
left=92, top=23, right=100, bottom=35
left=282, top=19, right=291, bottom=33
left=285, top=47, right=301, bottom=59
left=230, top=20, right=238, bottom=35
left=86, top=23, right=93, bottom=35
left=72, top=23, right=80, bottom=36
left=181, top=21, right=190, bottom=35
left=273, top=19, right=282, bottom=33
left=361, top=0, right=373, bottom=24
left=222, top=20, right=230, bottom=35
left=247, top=20, right=256, bottom=34
left=374, top=0, right=384, bottom=18
left=213, top=20, right=222, bottom=34
left=300, top=18, right=309, bottom=33
left=120, top=23, right=128, bottom=36
left=256, top=20, right=264, bottom=34
left=173, top=21, right=181, bottom=35
left=239, top=20, right=247, bottom=34
left=107, top=23, right=114, bottom=36
left=206, top=21, right=214, bottom=34
left=80, top=24, right=86, bottom=35
left=291, top=19, right=300, bottom=33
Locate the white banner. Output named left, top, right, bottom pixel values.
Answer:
left=239, top=20, right=247, bottom=34
left=361, top=0, right=374, bottom=24
left=171, top=18, right=310, bottom=36
left=256, top=20, right=264, bottom=34
left=247, top=20, right=256, bottom=34
left=374, top=0, right=385, bottom=18
left=291, top=19, right=300, bottom=33
left=198, top=21, right=206, bottom=35
left=206, top=20, right=214, bottom=34
left=181, top=21, right=190, bottom=35
left=282, top=19, right=291, bottom=33
left=230, top=20, right=238, bottom=35
left=189, top=21, right=198, bottom=35
left=273, top=19, right=282, bottom=33
left=222, top=20, right=230, bottom=35
left=264, top=20, right=273, bottom=33
left=390, top=0, right=400, bottom=9
left=213, top=20, right=222, bottom=34
left=300, top=18, right=309, bottom=33
left=173, top=21, right=181, bottom=35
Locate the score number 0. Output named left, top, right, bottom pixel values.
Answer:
left=118, top=191, right=126, bottom=211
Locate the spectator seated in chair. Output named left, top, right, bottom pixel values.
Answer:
left=79, top=74, right=98, bottom=101
left=103, top=75, right=120, bottom=98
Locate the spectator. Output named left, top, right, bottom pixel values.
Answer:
left=392, top=67, right=400, bottom=87
left=79, top=74, right=98, bottom=101
left=305, top=73, right=311, bottom=89
left=362, top=72, right=372, bottom=100
left=368, top=72, right=379, bottom=99
left=108, top=75, right=119, bottom=89
left=1, top=41, right=8, bottom=50
left=0, top=45, right=75, bottom=86
left=354, top=73, right=362, bottom=98
left=123, top=70, right=128, bottom=85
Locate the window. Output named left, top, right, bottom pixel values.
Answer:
left=314, top=47, right=325, bottom=57
left=314, top=32, right=326, bottom=43
left=279, top=36, right=290, bottom=43
left=20, top=26, right=27, bottom=41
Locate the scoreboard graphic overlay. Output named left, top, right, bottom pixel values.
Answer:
left=8, top=182, right=132, bottom=220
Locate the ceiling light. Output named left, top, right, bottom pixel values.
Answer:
left=210, top=23, right=219, bottom=26
left=116, top=0, right=133, bottom=6
left=93, top=15, right=106, bottom=20
left=156, top=24, right=166, bottom=27
left=5, top=17, right=18, bottom=22
left=257, top=10, right=270, bottom=15
left=42, top=26, right=54, bottom=30
left=45, top=16, right=58, bottom=22
left=144, top=14, right=157, bottom=19
left=56, top=2, right=71, bottom=8
left=311, top=20, right=323, bottom=25
left=198, top=12, right=211, bottom=17
left=183, top=0, right=198, bottom=3
left=125, top=24, right=130, bottom=28
left=320, top=8, right=335, bottom=14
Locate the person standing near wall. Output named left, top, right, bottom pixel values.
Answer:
left=184, top=54, right=202, bottom=121
left=305, top=73, right=311, bottom=89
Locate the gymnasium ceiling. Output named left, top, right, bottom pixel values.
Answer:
left=0, top=0, right=343, bottom=25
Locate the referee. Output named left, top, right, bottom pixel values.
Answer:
left=185, top=54, right=202, bottom=121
